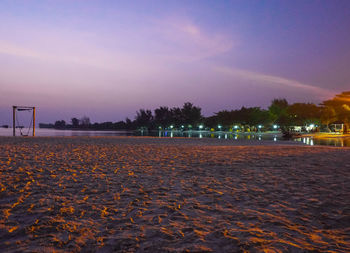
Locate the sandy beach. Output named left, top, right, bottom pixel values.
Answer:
left=0, top=136, right=349, bottom=252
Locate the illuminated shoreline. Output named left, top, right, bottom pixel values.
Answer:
left=301, top=133, right=350, bottom=138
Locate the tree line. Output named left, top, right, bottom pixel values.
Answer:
left=39, top=91, right=350, bottom=133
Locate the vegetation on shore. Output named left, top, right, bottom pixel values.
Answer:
left=40, top=91, right=350, bottom=133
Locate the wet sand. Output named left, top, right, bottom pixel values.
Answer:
left=0, top=136, right=349, bottom=252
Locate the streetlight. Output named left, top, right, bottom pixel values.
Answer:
left=218, top=125, right=222, bottom=130
left=199, top=125, right=203, bottom=130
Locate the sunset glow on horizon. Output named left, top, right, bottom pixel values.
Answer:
left=1, top=0, right=350, bottom=124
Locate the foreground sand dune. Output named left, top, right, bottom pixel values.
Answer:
left=0, top=136, right=349, bottom=252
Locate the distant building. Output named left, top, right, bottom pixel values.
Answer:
left=330, top=123, right=344, bottom=133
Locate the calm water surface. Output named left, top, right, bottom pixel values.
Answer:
left=0, top=128, right=349, bottom=147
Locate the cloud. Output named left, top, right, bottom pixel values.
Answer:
left=0, top=40, right=114, bottom=70
left=214, top=66, right=335, bottom=99
left=0, top=38, right=163, bottom=81
left=0, top=13, right=235, bottom=73
left=0, top=41, right=43, bottom=59
left=152, top=18, right=234, bottom=61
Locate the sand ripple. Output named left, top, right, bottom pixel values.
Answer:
left=0, top=137, right=349, bottom=252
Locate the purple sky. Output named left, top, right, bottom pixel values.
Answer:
left=1, top=0, right=349, bottom=124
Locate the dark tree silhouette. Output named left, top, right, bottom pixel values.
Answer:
left=181, top=102, right=202, bottom=127
left=71, top=118, right=79, bottom=128
left=135, top=109, right=153, bottom=130
left=154, top=106, right=172, bottom=128
left=54, top=120, right=66, bottom=129
left=125, top=118, right=134, bottom=129
left=80, top=116, right=91, bottom=128
left=40, top=93, right=350, bottom=134
left=215, top=110, right=232, bottom=128
left=287, top=103, right=321, bottom=126
left=170, top=107, right=183, bottom=127
left=320, top=107, right=337, bottom=132
left=268, top=98, right=289, bottom=125
left=322, top=91, right=350, bottom=133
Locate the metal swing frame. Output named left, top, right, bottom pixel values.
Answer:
left=12, top=106, right=36, bottom=137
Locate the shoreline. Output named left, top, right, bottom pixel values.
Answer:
left=301, top=132, right=350, bottom=138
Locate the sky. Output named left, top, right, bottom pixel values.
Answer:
left=0, top=0, right=349, bottom=124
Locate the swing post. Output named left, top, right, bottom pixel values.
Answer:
left=33, top=107, right=35, bottom=137
left=13, top=106, right=16, bottom=137
left=12, top=105, right=36, bottom=137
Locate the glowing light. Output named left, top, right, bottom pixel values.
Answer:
left=170, top=125, right=174, bottom=129
left=273, top=125, right=278, bottom=129
left=199, top=125, right=203, bottom=129
left=309, top=124, right=315, bottom=128
left=258, top=125, right=262, bottom=129
left=234, top=125, right=238, bottom=129
left=218, top=125, right=222, bottom=129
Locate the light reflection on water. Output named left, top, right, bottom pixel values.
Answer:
left=295, top=136, right=350, bottom=147
left=0, top=128, right=349, bottom=147
left=149, top=131, right=350, bottom=147
left=154, top=131, right=280, bottom=141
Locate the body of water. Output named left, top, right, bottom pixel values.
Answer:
left=0, top=128, right=349, bottom=147
left=0, top=128, right=134, bottom=137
